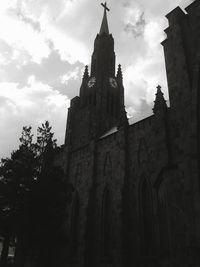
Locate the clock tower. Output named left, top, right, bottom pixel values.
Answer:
left=65, top=2, right=127, bottom=149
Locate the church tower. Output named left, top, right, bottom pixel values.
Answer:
left=65, top=2, right=127, bottom=149
left=58, top=1, right=200, bottom=267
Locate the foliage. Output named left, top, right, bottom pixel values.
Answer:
left=37, top=121, right=57, bottom=155
left=0, top=121, right=71, bottom=266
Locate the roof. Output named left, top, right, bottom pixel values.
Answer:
left=99, top=112, right=154, bottom=139
left=100, top=126, right=118, bottom=139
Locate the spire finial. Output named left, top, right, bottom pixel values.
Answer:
left=157, top=84, right=162, bottom=92
left=101, top=2, right=110, bottom=12
left=99, top=2, right=110, bottom=35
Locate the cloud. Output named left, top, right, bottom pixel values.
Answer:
left=127, top=98, right=153, bottom=124
left=0, top=7, right=50, bottom=64
left=0, top=77, right=69, bottom=158
left=0, top=43, right=84, bottom=96
left=124, top=11, right=146, bottom=38
left=121, top=0, right=193, bottom=18
left=0, top=0, right=87, bottom=159
left=0, top=39, right=84, bottom=159
left=0, top=0, right=193, bottom=159
left=16, top=10, right=41, bottom=32
left=14, top=0, right=69, bottom=22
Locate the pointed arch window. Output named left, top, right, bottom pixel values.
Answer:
left=140, top=178, right=154, bottom=257
left=103, top=152, right=112, bottom=177
left=94, top=92, right=97, bottom=105
left=111, top=95, right=114, bottom=116
left=107, top=91, right=110, bottom=113
left=101, top=187, right=112, bottom=259
left=70, top=191, right=80, bottom=258
left=157, top=186, right=170, bottom=258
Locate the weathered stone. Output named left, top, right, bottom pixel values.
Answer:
left=53, top=1, right=200, bottom=266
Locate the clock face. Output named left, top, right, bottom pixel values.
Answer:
left=109, top=77, right=117, bottom=88
left=87, top=77, right=96, bottom=88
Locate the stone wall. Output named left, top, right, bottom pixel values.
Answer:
left=57, top=1, right=200, bottom=266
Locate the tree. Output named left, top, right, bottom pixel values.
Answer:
left=0, top=126, right=37, bottom=267
left=0, top=121, right=73, bottom=267
left=37, top=121, right=56, bottom=156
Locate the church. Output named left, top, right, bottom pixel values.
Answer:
left=55, top=1, right=200, bottom=266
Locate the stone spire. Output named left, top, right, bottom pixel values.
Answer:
left=99, top=2, right=110, bottom=35
left=153, top=85, right=167, bottom=114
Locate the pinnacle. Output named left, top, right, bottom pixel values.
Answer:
left=153, top=85, right=167, bottom=114
left=83, top=65, right=89, bottom=79
left=117, top=64, right=123, bottom=79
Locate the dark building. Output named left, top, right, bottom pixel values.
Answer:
left=55, top=1, right=200, bottom=266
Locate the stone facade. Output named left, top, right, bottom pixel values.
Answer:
left=55, top=1, right=200, bottom=266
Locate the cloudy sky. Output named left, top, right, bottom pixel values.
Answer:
left=0, top=0, right=193, bottom=158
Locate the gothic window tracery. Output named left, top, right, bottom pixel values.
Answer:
left=157, top=186, right=170, bottom=258
left=70, top=191, right=80, bottom=258
left=139, top=178, right=154, bottom=257
left=101, top=187, right=112, bottom=259
left=75, top=163, right=82, bottom=187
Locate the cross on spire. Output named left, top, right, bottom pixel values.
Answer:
left=99, top=2, right=110, bottom=35
left=101, top=2, right=110, bottom=12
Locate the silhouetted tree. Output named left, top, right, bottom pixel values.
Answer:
left=0, top=122, right=73, bottom=267
left=0, top=126, right=37, bottom=267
